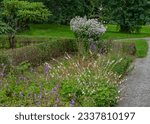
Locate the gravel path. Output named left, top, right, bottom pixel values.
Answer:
left=118, top=39, right=150, bottom=107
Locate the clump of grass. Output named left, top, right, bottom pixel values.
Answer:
left=109, top=54, right=133, bottom=76
left=54, top=54, right=123, bottom=107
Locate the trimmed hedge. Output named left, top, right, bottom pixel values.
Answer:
left=112, top=41, right=136, bottom=55
left=8, top=39, right=77, bottom=65
left=0, top=39, right=136, bottom=67
left=97, top=40, right=136, bottom=56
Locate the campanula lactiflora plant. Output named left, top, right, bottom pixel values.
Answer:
left=70, top=16, right=106, bottom=54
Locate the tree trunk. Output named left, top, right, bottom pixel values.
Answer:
left=8, top=36, right=12, bottom=48
left=119, top=25, right=131, bottom=33
left=8, top=34, right=16, bottom=49
left=12, top=35, right=16, bottom=49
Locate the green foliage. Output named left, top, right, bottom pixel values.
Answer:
left=0, top=55, right=122, bottom=106
left=1, top=0, right=51, bottom=26
left=0, top=21, right=14, bottom=34
left=0, top=63, right=57, bottom=106
left=8, top=39, right=77, bottom=65
left=14, top=61, right=31, bottom=74
left=0, top=51, right=11, bottom=65
left=57, top=55, right=126, bottom=107
left=110, top=54, right=133, bottom=75
left=22, top=0, right=150, bottom=27
left=0, top=36, right=141, bottom=107
left=38, top=0, right=88, bottom=24
left=101, top=0, right=150, bottom=33
left=0, top=0, right=51, bottom=48
left=93, top=82, right=118, bottom=107
left=30, top=0, right=105, bottom=24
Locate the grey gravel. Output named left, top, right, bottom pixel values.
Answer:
left=118, top=39, right=150, bottom=107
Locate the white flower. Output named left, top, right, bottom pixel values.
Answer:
left=70, top=16, right=106, bottom=40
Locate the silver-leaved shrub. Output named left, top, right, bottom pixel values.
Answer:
left=70, top=16, right=106, bottom=41
left=70, top=16, right=106, bottom=55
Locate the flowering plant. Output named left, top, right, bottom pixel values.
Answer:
left=70, top=16, right=106, bottom=54
left=70, top=16, right=106, bottom=41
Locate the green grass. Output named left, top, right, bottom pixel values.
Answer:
left=102, top=25, right=150, bottom=39
left=20, top=24, right=150, bottom=40
left=20, top=24, right=75, bottom=39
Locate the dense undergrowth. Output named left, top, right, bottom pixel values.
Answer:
left=0, top=24, right=148, bottom=107
left=0, top=37, right=137, bottom=107
left=0, top=53, right=132, bottom=107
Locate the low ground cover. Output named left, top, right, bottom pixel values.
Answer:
left=0, top=38, right=138, bottom=107
left=0, top=53, right=132, bottom=107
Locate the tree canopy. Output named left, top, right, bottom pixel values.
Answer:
left=101, top=0, right=150, bottom=33
left=0, top=0, right=51, bottom=48
left=26, top=0, right=150, bottom=33
left=1, top=0, right=150, bottom=34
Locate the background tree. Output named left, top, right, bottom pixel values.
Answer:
left=1, top=0, right=149, bottom=34
left=41, top=0, right=87, bottom=24
left=101, top=0, right=150, bottom=33
left=0, top=21, right=14, bottom=34
left=0, top=0, right=50, bottom=48
left=28, top=0, right=101, bottom=24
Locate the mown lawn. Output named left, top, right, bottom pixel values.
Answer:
left=20, top=24, right=75, bottom=39
left=103, top=25, right=150, bottom=39
left=20, top=24, right=150, bottom=40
